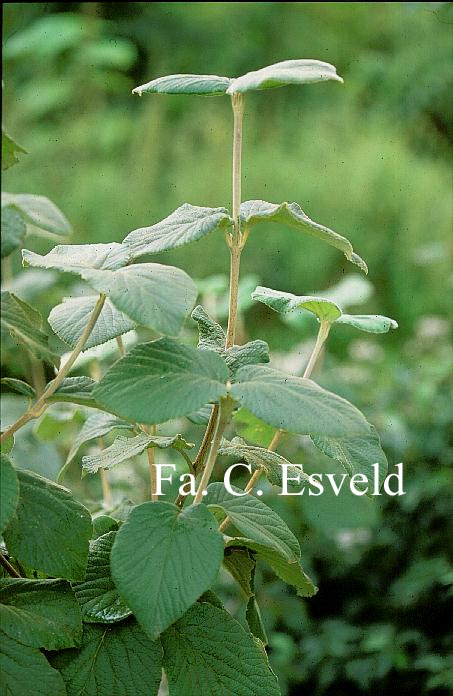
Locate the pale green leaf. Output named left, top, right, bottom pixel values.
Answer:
left=228, top=58, right=343, bottom=94
left=252, top=286, right=342, bottom=322
left=111, top=501, right=224, bottom=639
left=49, top=621, right=162, bottom=696
left=233, top=409, right=276, bottom=447
left=0, top=633, right=66, bottom=696
left=191, top=304, right=225, bottom=351
left=231, top=365, right=371, bottom=438
left=48, top=376, right=98, bottom=408
left=186, top=404, right=213, bottom=426
left=81, top=263, right=197, bottom=336
left=206, top=482, right=300, bottom=562
left=219, top=437, right=310, bottom=489
left=63, top=412, right=132, bottom=473
left=82, top=432, right=194, bottom=474
left=161, top=601, right=280, bottom=696
left=225, top=341, right=270, bottom=374
left=0, top=578, right=82, bottom=649
left=2, top=127, right=27, bottom=170
left=2, top=193, right=71, bottom=237
left=1, top=291, right=56, bottom=362
left=226, top=537, right=318, bottom=598
left=1, top=378, right=35, bottom=398
left=124, top=204, right=232, bottom=257
left=73, top=531, right=131, bottom=624
left=311, top=424, right=388, bottom=490
left=49, top=296, right=135, bottom=350
left=3, top=470, right=92, bottom=580
left=22, top=242, right=130, bottom=274
left=240, top=200, right=367, bottom=272
left=0, top=454, right=19, bottom=533
left=223, top=546, right=255, bottom=598
left=336, top=313, right=398, bottom=333
left=133, top=74, right=232, bottom=96
left=94, top=337, right=228, bottom=424
left=1, top=205, right=26, bottom=257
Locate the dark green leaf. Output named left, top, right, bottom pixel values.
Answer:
left=161, top=602, right=280, bottom=695
left=82, top=432, right=194, bottom=474
left=246, top=597, right=268, bottom=646
left=124, top=204, right=232, bottom=257
left=0, top=633, right=65, bottom=696
left=0, top=578, right=82, bottom=649
left=1, top=291, right=56, bottom=363
left=2, top=193, right=71, bottom=237
left=240, top=200, right=367, bottom=272
left=133, top=74, right=232, bottom=96
left=49, top=296, right=135, bottom=350
left=1, top=205, right=26, bottom=258
left=23, top=242, right=130, bottom=274
left=73, top=531, right=131, bottom=624
left=3, top=470, right=92, bottom=580
left=92, top=515, right=118, bottom=539
left=49, top=621, right=162, bottom=696
left=94, top=337, right=228, bottom=424
left=0, top=454, right=19, bottom=533
left=252, top=286, right=342, bottom=322
left=111, top=501, right=224, bottom=639
left=2, top=127, right=27, bottom=170
left=206, top=482, right=300, bottom=562
left=219, top=437, right=310, bottom=488
left=228, top=59, right=343, bottom=94
left=223, top=546, right=255, bottom=598
left=81, top=263, right=197, bottom=336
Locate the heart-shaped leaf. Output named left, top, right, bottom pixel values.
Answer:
left=123, top=204, right=232, bottom=258
left=111, top=501, right=224, bottom=638
left=252, top=286, right=342, bottom=322
left=240, top=200, right=367, bottom=272
left=49, top=296, right=135, bottom=350
left=94, top=337, right=228, bottom=424
left=227, top=59, right=343, bottom=94
left=133, top=74, right=232, bottom=96
left=231, top=365, right=370, bottom=438
left=81, top=263, right=197, bottom=336
left=73, top=531, right=132, bottom=624
left=23, top=243, right=130, bottom=274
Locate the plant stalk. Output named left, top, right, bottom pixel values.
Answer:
left=303, top=320, right=331, bottom=379
left=193, top=398, right=233, bottom=504
left=0, top=552, right=21, bottom=578
left=0, top=294, right=106, bottom=444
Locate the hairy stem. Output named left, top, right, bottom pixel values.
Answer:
left=303, top=320, right=331, bottom=379
left=0, top=294, right=106, bottom=444
left=193, top=398, right=234, bottom=504
left=0, top=552, right=21, bottom=578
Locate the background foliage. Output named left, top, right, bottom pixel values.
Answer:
left=2, top=3, right=452, bottom=694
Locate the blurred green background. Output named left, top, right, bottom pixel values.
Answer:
left=2, top=3, right=453, bottom=694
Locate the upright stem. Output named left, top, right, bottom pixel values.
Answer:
left=116, top=336, right=125, bottom=356
left=0, top=294, right=106, bottom=444
left=193, top=398, right=234, bottom=504
left=303, top=320, right=331, bottom=379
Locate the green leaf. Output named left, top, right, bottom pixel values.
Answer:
left=252, top=286, right=342, bottom=322
left=0, top=454, right=19, bottom=533
left=1, top=291, right=56, bottom=362
left=82, top=432, right=194, bottom=474
left=133, top=74, right=232, bottom=96
left=240, top=200, right=367, bottom=272
left=49, top=621, right=162, bottom=696
left=63, top=412, right=132, bottom=473
left=73, top=531, right=131, bottom=624
left=233, top=409, right=276, bottom=447
left=0, top=578, right=82, bottom=649
left=223, top=546, right=255, bottom=598
left=2, top=127, right=27, bottom=170
left=336, top=313, right=398, bottom=333
left=94, top=337, right=228, bottom=424
left=226, top=538, right=318, bottom=598
left=206, top=482, right=300, bottom=562
left=1, top=377, right=35, bottom=398
left=186, top=404, right=213, bottom=426
left=311, top=424, right=388, bottom=490
left=2, top=193, right=71, bottom=237
left=124, top=204, right=232, bottom=257
left=192, top=305, right=269, bottom=376
left=49, top=296, right=135, bottom=350
left=231, top=365, right=371, bottom=438
left=81, top=263, right=197, bottom=336
left=48, top=376, right=98, bottom=408
left=0, top=433, right=15, bottom=455
left=228, top=58, right=343, bottom=94
left=22, top=242, right=130, bottom=274
left=219, top=437, right=310, bottom=489
left=111, top=501, right=224, bottom=639
left=1, top=205, right=26, bottom=257
left=246, top=596, right=268, bottom=646
left=92, top=515, right=118, bottom=539
left=3, top=470, right=92, bottom=580
left=0, top=633, right=66, bottom=696
left=161, top=601, right=280, bottom=696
